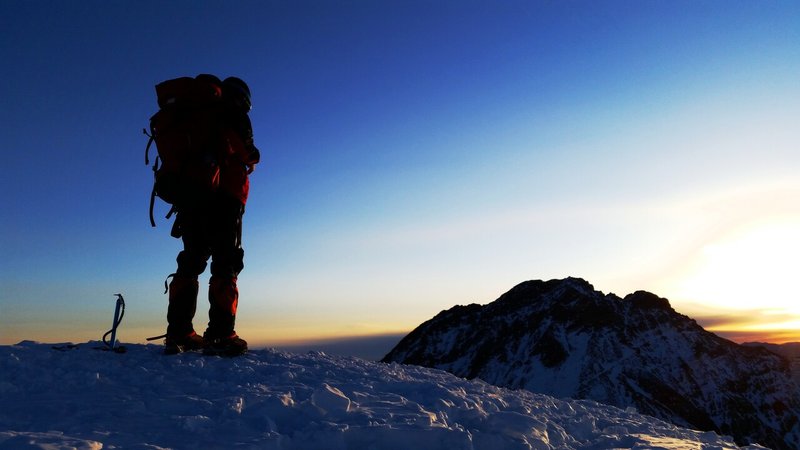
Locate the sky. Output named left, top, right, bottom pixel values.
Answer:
left=1, top=1, right=799, bottom=350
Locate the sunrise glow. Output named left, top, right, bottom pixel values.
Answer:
left=662, top=216, right=800, bottom=342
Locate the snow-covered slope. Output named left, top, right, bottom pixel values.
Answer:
left=0, top=341, right=765, bottom=450
left=383, top=278, right=800, bottom=450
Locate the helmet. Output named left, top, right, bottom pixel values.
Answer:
left=195, top=74, right=223, bottom=99
left=223, top=77, right=251, bottom=112
left=195, top=73, right=223, bottom=86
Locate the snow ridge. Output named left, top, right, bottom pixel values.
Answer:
left=0, top=341, right=765, bottom=449
left=383, top=278, right=800, bottom=450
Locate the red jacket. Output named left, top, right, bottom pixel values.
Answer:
left=219, top=110, right=259, bottom=205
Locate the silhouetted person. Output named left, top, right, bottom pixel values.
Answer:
left=161, top=75, right=260, bottom=356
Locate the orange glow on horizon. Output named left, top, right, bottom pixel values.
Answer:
left=707, top=328, right=800, bottom=345
left=693, top=312, right=800, bottom=344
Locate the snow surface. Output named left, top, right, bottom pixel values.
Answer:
left=0, top=341, right=767, bottom=450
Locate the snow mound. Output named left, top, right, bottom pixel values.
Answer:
left=0, top=341, right=764, bottom=449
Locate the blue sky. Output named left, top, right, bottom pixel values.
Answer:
left=2, top=1, right=799, bottom=347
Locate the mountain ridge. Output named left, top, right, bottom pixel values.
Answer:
left=383, top=277, right=800, bottom=449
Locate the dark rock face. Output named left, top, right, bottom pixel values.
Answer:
left=744, top=342, right=800, bottom=385
left=383, top=278, right=800, bottom=450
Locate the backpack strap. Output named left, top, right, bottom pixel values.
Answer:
left=143, top=127, right=155, bottom=165
left=147, top=163, right=177, bottom=229
left=149, top=186, right=157, bottom=227
left=144, top=127, right=158, bottom=226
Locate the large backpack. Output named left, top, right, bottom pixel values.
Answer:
left=144, top=75, right=231, bottom=227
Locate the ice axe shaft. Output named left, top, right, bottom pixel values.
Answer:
left=109, top=294, right=124, bottom=350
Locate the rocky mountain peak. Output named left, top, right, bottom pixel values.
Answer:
left=623, top=290, right=673, bottom=311
left=383, top=277, right=800, bottom=450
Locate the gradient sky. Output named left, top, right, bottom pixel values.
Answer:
left=2, top=1, right=799, bottom=349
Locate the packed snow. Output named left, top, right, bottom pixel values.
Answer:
left=0, top=341, right=767, bottom=449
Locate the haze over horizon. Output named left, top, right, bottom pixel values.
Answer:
left=2, top=1, right=799, bottom=351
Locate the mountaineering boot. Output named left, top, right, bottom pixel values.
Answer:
left=206, top=276, right=238, bottom=334
left=164, top=331, right=206, bottom=355
left=165, top=275, right=201, bottom=353
left=204, top=276, right=246, bottom=356
left=203, top=332, right=248, bottom=357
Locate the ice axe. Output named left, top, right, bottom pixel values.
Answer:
left=102, top=294, right=127, bottom=353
